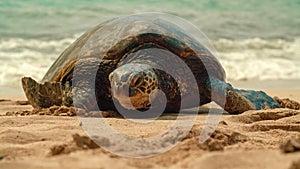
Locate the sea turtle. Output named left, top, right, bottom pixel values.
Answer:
left=21, top=14, right=280, bottom=115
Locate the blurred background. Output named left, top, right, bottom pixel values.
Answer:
left=0, top=0, right=299, bottom=93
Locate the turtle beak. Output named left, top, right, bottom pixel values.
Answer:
left=111, top=82, right=137, bottom=110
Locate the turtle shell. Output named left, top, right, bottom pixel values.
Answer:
left=42, top=13, right=226, bottom=110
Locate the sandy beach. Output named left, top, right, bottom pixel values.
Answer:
left=0, top=80, right=299, bottom=169
left=1, top=0, right=299, bottom=168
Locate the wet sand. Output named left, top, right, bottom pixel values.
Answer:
left=0, top=80, right=300, bottom=169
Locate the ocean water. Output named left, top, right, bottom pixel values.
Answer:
left=0, top=0, right=300, bottom=89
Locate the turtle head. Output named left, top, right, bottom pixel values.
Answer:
left=109, top=63, right=159, bottom=110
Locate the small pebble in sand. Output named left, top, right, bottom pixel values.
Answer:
left=49, top=133, right=100, bottom=156
left=15, top=100, right=30, bottom=105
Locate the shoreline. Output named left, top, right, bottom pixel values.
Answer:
left=1, top=79, right=299, bottom=101
left=229, top=79, right=300, bottom=90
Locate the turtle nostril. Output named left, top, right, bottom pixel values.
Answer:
left=116, top=82, right=122, bottom=86
left=113, top=82, right=117, bottom=87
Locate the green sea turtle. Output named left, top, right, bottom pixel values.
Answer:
left=21, top=14, right=280, bottom=115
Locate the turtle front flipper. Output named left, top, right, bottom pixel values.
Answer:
left=209, top=77, right=280, bottom=114
left=21, top=77, right=72, bottom=108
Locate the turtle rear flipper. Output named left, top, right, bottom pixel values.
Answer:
left=21, top=77, right=72, bottom=108
left=224, top=90, right=256, bottom=114
left=224, top=88, right=281, bottom=114
left=209, top=77, right=280, bottom=114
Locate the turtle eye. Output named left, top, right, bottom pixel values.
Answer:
left=130, top=74, right=143, bottom=87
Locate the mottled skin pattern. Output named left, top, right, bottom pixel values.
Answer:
left=22, top=15, right=280, bottom=114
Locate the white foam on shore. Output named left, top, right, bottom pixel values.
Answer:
left=214, top=37, right=300, bottom=81
left=0, top=37, right=76, bottom=87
